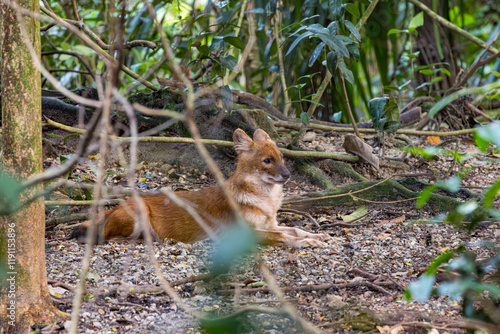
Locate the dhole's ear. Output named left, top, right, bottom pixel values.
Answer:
left=233, top=129, right=254, bottom=153
left=253, top=129, right=272, bottom=143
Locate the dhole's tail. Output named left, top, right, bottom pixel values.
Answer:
left=69, top=211, right=111, bottom=244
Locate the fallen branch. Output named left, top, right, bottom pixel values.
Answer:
left=44, top=118, right=360, bottom=162
left=219, top=280, right=394, bottom=296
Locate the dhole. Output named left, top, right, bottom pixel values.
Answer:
left=71, top=129, right=329, bottom=248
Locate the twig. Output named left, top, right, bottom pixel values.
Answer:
left=278, top=208, right=319, bottom=227
left=284, top=175, right=394, bottom=205
left=115, top=302, right=159, bottom=314
left=455, top=29, right=500, bottom=88
left=219, top=279, right=394, bottom=296
left=408, top=0, right=498, bottom=54
left=349, top=195, right=418, bottom=204
left=466, top=101, right=497, bottom=122
left=48, top=280, right=76, bottom=292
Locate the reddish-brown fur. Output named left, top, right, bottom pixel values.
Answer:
left=72, top=129, right=329, bottom=248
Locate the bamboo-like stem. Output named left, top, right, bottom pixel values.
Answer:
left=408, top=0, right=498, bottom=54
left=274, top=13, right=290, bottom=116
left=339, top=72, right=361, bottom=138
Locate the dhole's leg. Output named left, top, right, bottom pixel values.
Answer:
left=103, top=202, right=151, bottom=240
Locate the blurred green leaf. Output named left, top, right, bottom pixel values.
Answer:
left=408, top=274, right=435, bottom=302
left=285, top=31, right=313, bottom=56
left=338, top=61, right=354, bottom=84
left=484, top=180, right=500, bottom=209
left=326, top=51, right=338, bottom=74
left=223, top=36, right=245, bottom=50
left=212, top=223, right=257, bottom=274
left=300, top=112, right=310, bottom=125
left=368, top=97, right=387, bottom=130
left=345, top=3, right=360, bottom=18
left=308, top=42, right=325, bottom=67
left=408, top=12, right=424, bottom=33
left=0, top=170, right=22, bottom=215
left=329, top=0, right=342, bottom=19
left=344, top=20, right=361, bottom=41
left=219, top=55, right=238, bottom=71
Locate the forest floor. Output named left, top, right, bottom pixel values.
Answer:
left=44, top=130, right=499, bottom=333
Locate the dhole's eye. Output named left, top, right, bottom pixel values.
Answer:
left=263, top=158, right=271, bottom=164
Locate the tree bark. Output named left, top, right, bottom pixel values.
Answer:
left=0, top=1, right=61, bottom=332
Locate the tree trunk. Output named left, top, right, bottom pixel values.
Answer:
left=0, top=1, right=61, bottom=332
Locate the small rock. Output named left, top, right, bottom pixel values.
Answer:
left=159, top=164, right=172, bottom=174
left=326, top=294, right=347, bottom=308
left=302, top=131, right=317, bottom=142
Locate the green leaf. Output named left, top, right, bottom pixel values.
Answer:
left=474, top=122, right=500, bottom=151
left=420, top=69, right=435, bottom=75
left=417, top=185, right=437, bottom=208
left=408, top=12, right=424, bottom=34
left=333, top=111, right=342, bottom=123
left=484, top=180, right=500, bottom=209
left=426, top=250, right=455, bottom=274
left=338, top=61, right=354, bottom=85
left=223, top=36, right=245, bottom=50
left=197, top=44, right=209, bottom=56
left=346, top=42, right=360, bottom=61
left=430, top=76, right=444, bottom=83
left=456, top=201, right=478, bottom=215
left=285, top=31, right=314, bottom=56
left=212, top=223, right=257, bottom=274
left=382, top=120, right=401, bottom=133
left=71, top=45, right=96, bottom=57
left=368, top=97, right=387, bottom=130
left=308, top=42, right=325, bottom=67
left=387, top=29, right=408, bottom=35
left=318, top=33, right=350, bottom=57
left=341, top=206, right=368, bottom=223
left=345, top=3, right=360, bottom=18
left=219, top=55, right=238, bottom=71
left=0, top=170, right=22, bottom=215
left=408, top=274, right=435, bottom=302
left=344, top=20, right=361, bottom=41
left=329, top=0, right=342, bottom=19
left=326, top=51, right=338, bottom=74
left=300, top=112, right=310, bottom=125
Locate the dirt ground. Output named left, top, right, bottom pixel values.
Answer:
left=44, top=130, right=500, bottom=333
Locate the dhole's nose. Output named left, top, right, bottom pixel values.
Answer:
left=281, top=167, right=290, bottom=180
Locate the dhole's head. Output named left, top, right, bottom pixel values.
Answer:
left=233, top=129, right=290, bottom=184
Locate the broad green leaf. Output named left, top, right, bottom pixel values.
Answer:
left=219, top=55, right=237, bottom=71
left=327, top=21, right=338, bottom=35
left=314, top=32, right=350, bottom=57
left=431, top=76, right=445, bottom=83
left=308, top=42, right=325, bottom=67
left=326, top=51, right=338, bottom=74
left=338, top=61, right=354, bottom=85
left=456, top=201, right=478, bottom=215
left=408, top=274, right=435, bottom=302
left=214, top=0, right=229, bottom=8
left=426, top=250, right=455, bottom=274
left=484, top=180, right=500, bottom=209
left=368, top=97, right=387, bottom=130
left=72, top=45, right=96, bottom=57
left=344, top=20, right=361, bottom=41
left=329, top=0, right=342, bottom=19
left=345, top=3, right=360, bottom=18
left=305, top=23, right=330, bottom=35
left=285, top=31, right=313, bottom=56
left=408, top=12, right=424, bottom=34
left=300, top=112, right=310, bottom=125
left=223, top=36, right=245, bottom=50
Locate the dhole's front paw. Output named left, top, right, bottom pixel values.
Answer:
left=297, top=238, right=328, bottom=248
left=314, top=233, right=331, bottom=242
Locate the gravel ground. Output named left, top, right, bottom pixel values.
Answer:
left=44, top=131, right=499, bottom=333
